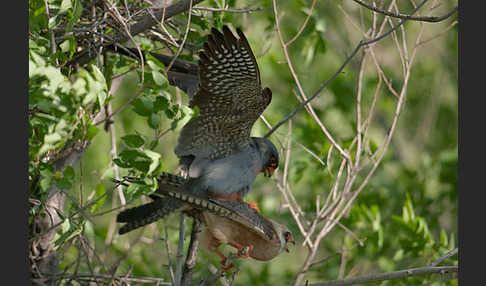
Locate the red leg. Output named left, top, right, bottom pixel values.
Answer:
left=229, top=242, right=254, bottom=258
left=210, top=249, right=234, bottom=271
left=247, top=202, right=261, bottom=213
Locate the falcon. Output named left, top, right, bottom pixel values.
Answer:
left=174, top=26, right=279, bottom=208
left=117, top=26, right=279, bottom=234
left=117, top=173, right=294, bottom=269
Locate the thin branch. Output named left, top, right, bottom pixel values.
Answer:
left=71, top=0, right=203, bottom=66
left=264, top=0, right=430, bottom=141
left=199, top=251, right=244, bottom=286
left=351, top=0, right=457, bottom=23
left=430, top=248, right=458, bottom=267
left=193, top=6, right=264, bottom=13
left=285, top=0, right=318, bottom=46
left=416, top=20, right=458, bottom=47
left=37, top=273, right=172, bottom=285
left=107, top=103, right=126, bottom=206
left=175, top=214, right=187, bottom=286
left=166, top=0, right=193, bottom=74
left=164, top=222, right=176, bottom=285
left=308, top=266, right=457, bottom=286
left=181, top=218, right=202, bottom=286
left=269, top=0, right=350, bottom=163
left=93, top=83, right=148, bottom=126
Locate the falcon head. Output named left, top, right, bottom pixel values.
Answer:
left=271, top=221, right=295, bottom=253
left=251, top=137, right=279, bottom=178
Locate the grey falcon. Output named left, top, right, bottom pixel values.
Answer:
left=116, top=26, right=279, bottom=233
left=174, top=26, right=279, bottom=203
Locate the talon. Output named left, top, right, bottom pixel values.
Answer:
left=247, top=202, right=260, bottom=213
left=221, top=262, right=234, bottom=272
left=237, top=245, right=253, bottom=258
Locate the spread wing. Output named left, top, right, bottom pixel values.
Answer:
left=158, top=184, right=275, bottom=241
left=175, top=26, right=272, bottom=160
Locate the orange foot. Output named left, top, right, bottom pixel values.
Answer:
left=237, top=244, right=254, bottom=258
left=247, top=202, right=261, bottom=213
left=216, top=250, right=235, bottom=272
left=220, top=258, right=235, bottom=271
left=229, top=242, right=254, bottom=259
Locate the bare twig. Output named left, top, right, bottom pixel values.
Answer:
left=166, top=0, right=193, bottom=73
left=181, top=218, right=202, bottom=286
left=175, top=214, right=187, bottom=286
left=265, top=0, right=430, bottom=141
left=193, top=6, right=264, bottom=13
left=270, top=0, right=350, bottom=163
left=308, top=266, right=457, bottom=286
left=351, top=0, right=457, bottom=23
left=71, top=0, right=203, bottom=66
left=430, top=248, right=458, bottom=267
left=164, top=222, right=176, bottom=285
left=37, top=273, right=171, bottom=285
left=286, top=0, right=318, bottom=46
left=93, top=83, right=148, bottom=126
left=417, top=20, right=458, bottom=46
left=199, top=251, right=245, bottom=286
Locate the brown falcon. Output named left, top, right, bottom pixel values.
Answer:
left=117, top=172, right=294, bottom=269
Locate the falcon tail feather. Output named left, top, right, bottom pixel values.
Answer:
left=117, top=199, right=183, bottom=234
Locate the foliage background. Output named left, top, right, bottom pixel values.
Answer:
left=29, top=0, right=458, bottom=285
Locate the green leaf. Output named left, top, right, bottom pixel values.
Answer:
left=142, top=149, right=161, bottom=175
left=44, top=132, right=62, bottom=144
left=153, top=96, right=169, bottom=112
left=54, top=219, right=82, bottom=250
left=440, top=229, right=448, bottom=246
left=90, top=182, right=106, bottom=213
left=369, top=138, right=378, bottom=154
left=148, top=113, right=160, bottom=129
left=121, top=134, right=145, bottom=148
left=60, top=0, right=72, bottom=14
left=146, top=54, right=166, bottom=73
left=91, top=65, right=107, bottom=106
left=152, top=70, right=168, bottom=87
left=86, top=124, right=99, bottom=141
left=63, top=166, right=75, bottom=180
left=132, top=97, right=154, bottom=116
left=119, top=149, right=148, bottom=162
left=66, top=0, right=82, bottom=33
left=113, top=158, right=130, bottom=168
left=59, top=39, right=71, bottom=53
left=55, top=177, right=72, bottom=190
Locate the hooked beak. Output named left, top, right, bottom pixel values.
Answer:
left=285, top=239, right=295, bottom=252
left=263, top=167, right=275, bottom=177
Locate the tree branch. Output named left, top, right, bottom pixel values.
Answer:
left=307, top=266, right=457, bottom=286
left=35, top=273, right=172, bottom=285
left=180, top=218, right=203, bottom=286
left=264, top=0, right=431, bottom=139
left=70, top=0, right=203, bottom=66
left=193, top=6, right=264, bottom=14
left=430, top=248, right=458, bottom=267
left=351, top=0, right=457, bottom=23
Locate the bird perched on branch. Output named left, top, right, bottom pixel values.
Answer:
left=117, top=173, right=294, bottom=269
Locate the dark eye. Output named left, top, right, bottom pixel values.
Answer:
left=284, top=231, right=291, bottom=240
left=270, top=156, right=278, bottom=167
